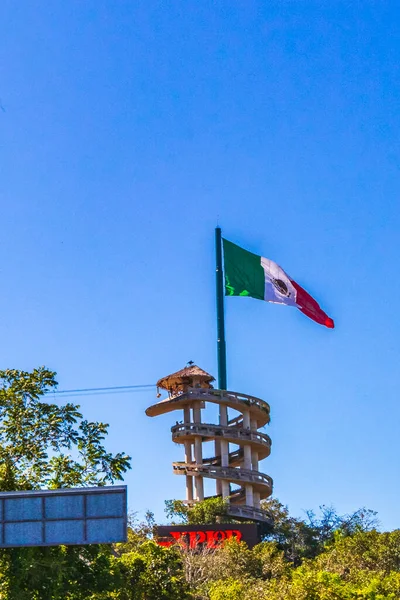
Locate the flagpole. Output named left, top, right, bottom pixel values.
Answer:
left=215, top=227, right=227, bottom=390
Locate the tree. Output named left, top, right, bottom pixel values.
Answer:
left=199, top=530, right=400, bottom=600
left=117, top=510, right=157, bottom=552
left=164, top=497, right=230, bottom=524
left=2, top=544, right=120, bottom=600
left=116, top=541, right=191, bottom=600
left=261, top=497, right=378, bottom=565
left=0, top=367, right=131, bottom=491
left=179, top=537, right=262, bottom=595
left=305, top=504, right=378, bottom=546
left=314, top=529, right=400, bottom=575
left=260, top=498, right=319, bottom=564
left=208, top=578, right=247, bottom=600
left=0, top=367, right=132, bottom=600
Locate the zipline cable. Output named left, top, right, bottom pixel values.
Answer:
left=46, top=383, right=156, bottom=399
left=53, top=384, right=154, bottom=394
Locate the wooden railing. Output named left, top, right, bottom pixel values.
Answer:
left=171, top=423, right=271, bottom=448
left=227, top=504, right=272, bottom=524
left=173, top=462, right=273, bottom=491
left=186, top=389, right=270, bottom=420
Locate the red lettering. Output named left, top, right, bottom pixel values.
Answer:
left=225, top=530, right=242, bottom=542
left=158, top=540, right=174, bottom=547
left=213, top=530, right=226, bottom=544
left=170, top=531, right=188, bottom=549
left=158, top=528, right=245, bottom=550
left=206, top=530, right=218, bottom=548
left=189, top=531, right=206, bottom=548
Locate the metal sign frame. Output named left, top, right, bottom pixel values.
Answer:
left=0, top=485, right=127, bottom=548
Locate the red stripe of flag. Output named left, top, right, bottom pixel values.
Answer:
left=291, top=280, right=334, bottom=329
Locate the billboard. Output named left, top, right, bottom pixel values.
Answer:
left=0, top=486, right=127, bottom=548
left=156, top=523, right=260, bottom=549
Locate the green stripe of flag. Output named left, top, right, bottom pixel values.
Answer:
left=222, top=238, right=264, bottom=299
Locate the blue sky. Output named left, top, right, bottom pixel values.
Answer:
left=1, top=1, right=399, bottom=530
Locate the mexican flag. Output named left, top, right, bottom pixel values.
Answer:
left=223, top=239, right=334, bottom=329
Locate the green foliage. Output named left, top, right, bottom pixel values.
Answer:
left=179, top=537, right=262, bottom=593
left=161, top=498, right=397, bottom=600
left=208, top=577, right=247, bottom=600
left=185, top=528, right=400, bottom=600
left=0, top=367, right=131, bottom=490
left=164, top=499, right=190, bottom=523
left=117, top=511, right=157, bottom=552
left=0, top=367, right=132, bottom=600
left=165, top=497, right=230, bottom=524
left=261, top=497, right=378, bottom=565
left=0, top=545, right=119, bottom=600
left=252, top=541, right=289, bottom=580
left=314, top=529, right=400, bottom=575
left=116, top=541, right=191, bottom=600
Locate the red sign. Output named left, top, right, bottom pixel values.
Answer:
left=158, top=528, right=242, bottom=549
left=156, top=523, right=259, bottom=549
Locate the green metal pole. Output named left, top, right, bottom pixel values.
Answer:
left=215, top=227, right=227, bottom=390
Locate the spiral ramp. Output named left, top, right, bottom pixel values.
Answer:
left=146, top=366, right=273, bottom=523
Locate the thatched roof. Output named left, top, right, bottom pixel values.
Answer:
left=157, top=365, right=215, bottom=391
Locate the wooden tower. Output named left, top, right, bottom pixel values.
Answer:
left=146, top=364, right=272, bottom=522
